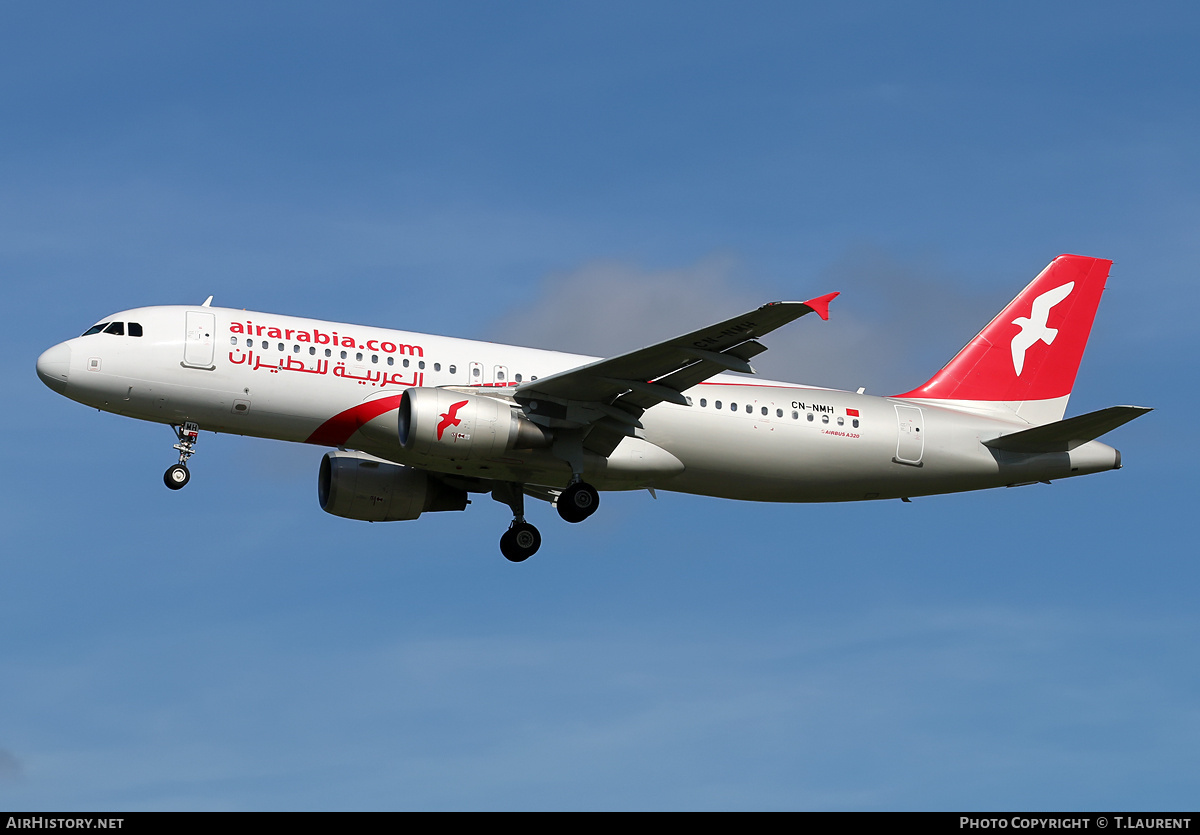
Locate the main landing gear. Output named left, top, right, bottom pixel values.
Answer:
left=164, top=422, right=200, bottom=491
left=556, top=481, right=599, bottom=524
left=500, top=521, right=541, bottom=563
left=492, top=483, right=542, bottom=562
left=492, top=479, right=600, bottom=562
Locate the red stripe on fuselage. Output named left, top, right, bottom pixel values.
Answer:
left=305, top=395, right=404, bottom=447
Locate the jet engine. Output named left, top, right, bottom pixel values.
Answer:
left=398, top=388, right=551, bottom=460
left=318, top=449, right=467, bottom=522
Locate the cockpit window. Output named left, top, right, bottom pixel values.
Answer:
left=82, top=320, right=143, bottom=337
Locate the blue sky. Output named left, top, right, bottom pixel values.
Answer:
left=2, top=2, right=1197, bottom=810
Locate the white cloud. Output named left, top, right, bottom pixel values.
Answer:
left=0, top=748, right=21, bottom=782
left=487, top=254, right=759, bottom=356
left=488, top=247, right=1006, bottom=394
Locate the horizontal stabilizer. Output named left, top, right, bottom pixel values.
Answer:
left=983, top=406, right=1152, bottom=453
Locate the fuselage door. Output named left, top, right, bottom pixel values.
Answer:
left=183, top=311, right=216, bottom=369
left=894, top=404, right=924, bottom=466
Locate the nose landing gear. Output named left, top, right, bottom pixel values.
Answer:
left=164, top=463, right=190, bottom=489
left=164, top=422, right=200, bottom=490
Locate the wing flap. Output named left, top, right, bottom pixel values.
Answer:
left=611, top=340, right=768, bottom=411
left=516, top=298, right=834, bottom=409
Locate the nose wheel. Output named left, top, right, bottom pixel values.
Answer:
left=556, top=481, right=599, bottom=523
left=164, top=463, right=190, bottom=489
left=164, top=422, right=200, bottom=490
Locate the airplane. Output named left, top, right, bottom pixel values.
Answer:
left=35, top=254, right=1149, bottom=562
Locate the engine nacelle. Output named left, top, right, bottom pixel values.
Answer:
left=318, top=449, right=467, bottom=522
left=398, top=388, right=551, bottom=460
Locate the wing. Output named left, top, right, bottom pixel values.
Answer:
left=513, top=293, right=837, bottom=456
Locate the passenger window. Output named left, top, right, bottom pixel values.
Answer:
left=731, top=403, right=737, bottom=410
left=230, top=336, right=237, bottom=345
left=776, top=409, right=783, bottom=417
left=371, top=354, right=378, bottom=364
left=245, top=338, right=252, bottom=347
left=715, top=401, right=723, bottom=409
left=128, top=323, right=143, bottom=337
left=837, top=416, right=844, bottom=426
left=293, top=344, right=300, bottom=353
left=822, top=415, right=829, bottom=424
left=513, top=372, right=520, bottom=381
left=792, top=411, right=799, bottom=420
left=449, top=365, right=457, bottom=374
left=758, top=406, right=765, bottom=415
left=355, top=352, right=363, bottom=361
left=340, top=350, right=347, bottom=359
left=103, top=322, right=124, bottom=336
left=262, top=341, right=269, bottom=349
left=387, top=356, right=394, bottom=366
left=700, top=398, right=707, bottom=407
left=419, top=361, right=426, bottom=370
left=437, top=364, right=443, bottom=372
left=807, top=413, right=814, bottom=422
left=404, top=358, right=411, bottom=368
left=309, top=346, right=316, bottom=355
left=325, top=348, right=332, bottom=357
left=852, top=419, right=860, bottom=428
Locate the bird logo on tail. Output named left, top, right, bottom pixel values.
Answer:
left=1010, top=282, right=1074, bottom=376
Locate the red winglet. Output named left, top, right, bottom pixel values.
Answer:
left=803, top=291, right=839, bottom=321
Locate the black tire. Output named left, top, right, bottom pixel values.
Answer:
left=164, top=464, right=190, bottom=490
left=500, top=521, right=541, bottom=562
left=556, top=482, right=599, bottom=523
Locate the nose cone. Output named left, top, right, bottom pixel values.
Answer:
left=36, top=342, right=71, bottom=394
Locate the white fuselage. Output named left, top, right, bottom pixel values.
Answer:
left=39, top=304, right=1122, bottom=503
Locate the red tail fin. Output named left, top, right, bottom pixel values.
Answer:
left=895, top=255, right=1111, bottom=423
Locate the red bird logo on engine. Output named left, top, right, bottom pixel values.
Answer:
left=436, top=400, right=470, bottom=441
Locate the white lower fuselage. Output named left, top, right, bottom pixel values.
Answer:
left=44, top=305, right=1121, bottom=503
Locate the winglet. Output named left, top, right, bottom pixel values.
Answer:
left=802, top=292, right=839, bottom=321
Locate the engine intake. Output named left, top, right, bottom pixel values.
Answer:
left=318, top=449, right=467, bottom=522
left=398, top=388, right=551, bottom=460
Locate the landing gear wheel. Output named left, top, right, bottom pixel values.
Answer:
left=557, top=481, right=599, bottom=523
left=166, top=422, right=200, bottom=490
left=500, top=521, right=541, bottom=562
left=164, top=464, right=190, bottom=490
